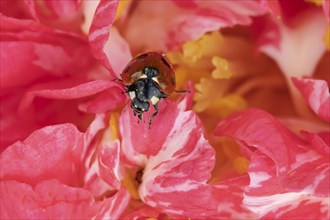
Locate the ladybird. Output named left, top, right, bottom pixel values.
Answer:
left=120, top=51, right=179, bottom=127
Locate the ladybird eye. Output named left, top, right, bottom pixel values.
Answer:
left=136, top=53, right=148, bottom=60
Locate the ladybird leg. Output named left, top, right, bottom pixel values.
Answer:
left=122, top=85, right=130, bottom=94
left=148, top=104, right=159, bottom=129
left=138, top=112, right=143, bottom=124
left=161, top=92, right=170, bottom=98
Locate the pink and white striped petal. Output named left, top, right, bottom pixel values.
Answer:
left=120, top=101, right=254, bottom=218
left=84, top=140, right=123, bottom=194
left=245, top=152, right=329, bottom=219
left=215, top=109, right=330, bottom=218
left=88, top=0, right=132, bottom=77
left=292, top=77, right=330, bottom=122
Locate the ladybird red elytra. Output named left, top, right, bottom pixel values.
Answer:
left=120, top=51, right=179, bottom=127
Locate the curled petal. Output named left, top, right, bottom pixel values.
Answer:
left=89, top=0, right=132, bottom=77
left=292, top=77, right=330, bottom=122
left=94, top=187, right=130, bottom=219
left=18, top=80, right=124, bottom=114
left=215, top=109, right=330, bottom=196
left=0, top=114, right=106, bottom=186
left=85, top=140, right=123, bottom=193
left=88, top=0, right=118, bottom=74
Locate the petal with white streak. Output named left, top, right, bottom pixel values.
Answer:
left=292, top=77, right=330, bottom=122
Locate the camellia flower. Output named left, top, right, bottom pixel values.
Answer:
left=1, top=0, right=329, bottom=219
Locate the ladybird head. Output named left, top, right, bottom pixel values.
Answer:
left=143, top=66, right=159, bottom=78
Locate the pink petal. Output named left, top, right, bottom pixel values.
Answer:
left=85, top=140, right=122, bottom=193
left=0, top=1, right=35, bottom=19
left=259, top=0, right=282, bottom=18
left=119, top=101, right=180, bottom=165
left=245, top=152, right=329, bottom=219
left=89, top=0, right=132, bottom=77
left=216, top=109, right=329, bottom=195
left=78, top=85, right=126, bottom=113
left=142, top=176, right=255, bottom=219
left=0, top=180, right=98, bottom=219
left=0, top=179, right=130, bottom=219
left=323, top=0, right=330, bottom=22
left=292, top=77, right=330, bottom=122
left=1, top=14, right=94, bottom=89
left=257, top=8, right=327, bottom=78
left=177, top=81, right=194, bottom=111
left=104, top=28, right=132, bottom=76
left=301, top=131, right=330, bottom=157
left=0, top=114, right=106, bottom=186
left=318, top=131, right=330, bottom=146
left=18, top=80, right=124, bottom=114
left=122, top=0, right=267, bottom=51
left=23, top=0, right=39, bottom=21
left=123, top=205, right=166, bottom=219
left=44, top=0, right=81, bottom=17
left=120, top=100, right=257, bottom=217
left=1, top=79, right=118, bottom=150
left=98, top=141, right=123, bottom=189
left=215, top=109, right=330, bottom=218
left=94, top=187, right=130, bottom=219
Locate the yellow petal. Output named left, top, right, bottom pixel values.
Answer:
left=182, top=31, right=224, bottom=62
left=211, top=56, right=232, bottom=79
left=121, top=169, right=140, bottom=200
left=233, top=156, right=249, bottom=174
left=102, top=113, right=120, bottom=141
left=305, top=0, right=323, bottom=6
left=115, top=0, right=132, bottom=20
left=194, top=78, right=247, bottom=116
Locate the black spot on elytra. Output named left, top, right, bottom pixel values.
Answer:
left=161, top=56, right=171, bottom=68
